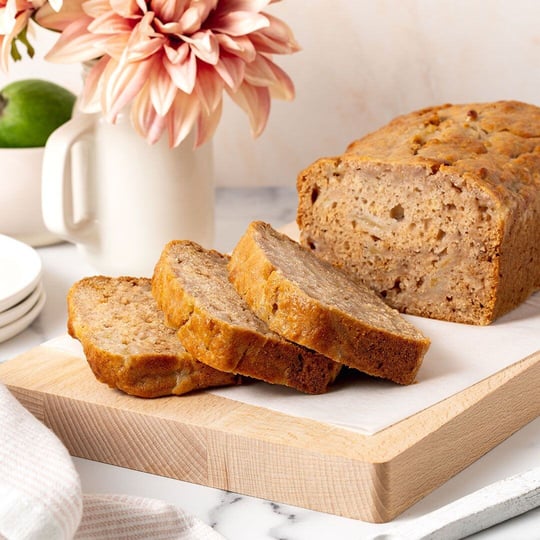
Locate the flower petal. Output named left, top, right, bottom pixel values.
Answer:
left=125, top=35, right=164, bottom=61
left=243, top=51, right=275, bottom=86
left=164, top=41, right=188, bottom=63
left=82, top=0, right=114, bottom=19
left=44, top=17, right=111, bottom=62
left=109, top=0, right=142, bottom=18
left=163, top=44, right=197, bottom=94
left=131, top=82, right=168, bottom=144
left=149, top=58, right=177, bottom=116
left=153, top=19, right=183, bottom=35
left=194, top=61, right=224, bottom=114
left=167, top=90, right=200, bottom=147
left=35, top=0, right=85, bottom=31
left=183, top=30, right=219, bottom=65
left=216, top=34, right=256, bottom=62
left=78, top=54, right=109, bottom=112
left=150, top=0, right=190, bottom=23
left=178, top=1, right=218, bottom=34
left=102, top=56, right=153, bottom=121
left=100, top=33, right=130, bottom=59
left=249, top=13, right=300, bottom=54
left=195, top=98, right=222, bottom=148
left=0, top=38, right=9, bottom=72
left=266, top=58, right=294, bottom=100
left=213, top=0, right=273, bottom=12
left=228, top=81, right=270, bottom=137
left=118, top=12, right=164, bottom=62
left=214, top=54, right=245, bottom=91
left=87, top=11, right=135, bottom=34
left=211, top=11, right=269, bottom=37
left=244, top=53, right=294, bottom=99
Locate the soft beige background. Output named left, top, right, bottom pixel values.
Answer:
left=3, top=0, right=540, bottom=186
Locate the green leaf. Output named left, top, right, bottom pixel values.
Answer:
left=9, top=26, right=35, bottom=63
left=18, top=26, right=35, bottom=59
left=10, top=40, right=21, bottom=62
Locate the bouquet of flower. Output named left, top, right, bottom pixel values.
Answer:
left=0, top=0, right=299, bottom=147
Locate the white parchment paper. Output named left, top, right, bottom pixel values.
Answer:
left=44, top=292, right=540, bottom=436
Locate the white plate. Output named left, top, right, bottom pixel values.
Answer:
left=0, top=235, right=42, bottom=312
left=0, top=289, right=46, bottom=344
left=0, top=282, right=43, bottom=328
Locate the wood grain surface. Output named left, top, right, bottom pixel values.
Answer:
left=1, top=346, right=539, bottom=523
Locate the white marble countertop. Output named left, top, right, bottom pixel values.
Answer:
left=1, top=187, right=539, bottom=540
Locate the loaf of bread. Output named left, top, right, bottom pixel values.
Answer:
left=297, top=100, right=540, bottom=325
left=67, top=276, right=240, bottom=397
left=228, top=221, right=430, bottom=385
left=152, top=240, right=342, bottom=394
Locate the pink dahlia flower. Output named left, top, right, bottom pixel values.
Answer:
left=37, top=0, right=300, bottom=147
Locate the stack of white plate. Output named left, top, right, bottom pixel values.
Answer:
left=0, top=234, right=46, bottom=344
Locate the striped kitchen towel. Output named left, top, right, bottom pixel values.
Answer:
left=0, top=384, right=224, bottom=540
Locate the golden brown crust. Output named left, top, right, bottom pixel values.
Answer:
left=297, top=101, right=540, bottom=324
left=228, top=222, right=430, bottom=385
left=67, top=276, right=239, bottom=398
left=152, top=241, right=342, bottom=394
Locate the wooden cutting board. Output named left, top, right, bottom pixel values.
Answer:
left=1, top=345, right=539, bottom=523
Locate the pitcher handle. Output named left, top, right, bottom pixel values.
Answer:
left=41, top=114, right=97, bottom=243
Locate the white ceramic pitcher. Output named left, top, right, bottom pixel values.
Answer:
left=41, top=111, right=214, bottom=277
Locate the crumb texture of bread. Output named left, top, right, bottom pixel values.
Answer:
left=152, top=240, right=342, bottom=394
left=228, top=221, right=430, bottom=385
left=297, top=100, right=540, bottom=325
left=67, top=276, right=239, bottom=397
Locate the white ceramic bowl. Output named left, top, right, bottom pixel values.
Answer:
left=0, top=146, right=60, bottom=246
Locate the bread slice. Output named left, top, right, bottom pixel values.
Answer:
left=297, top=101, right=540, bottom=325
left=228, top=221, right=430, bottom=385
left=152, top=240, right=342, bottom=394
left=67, top=276, right=239, bottom=398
